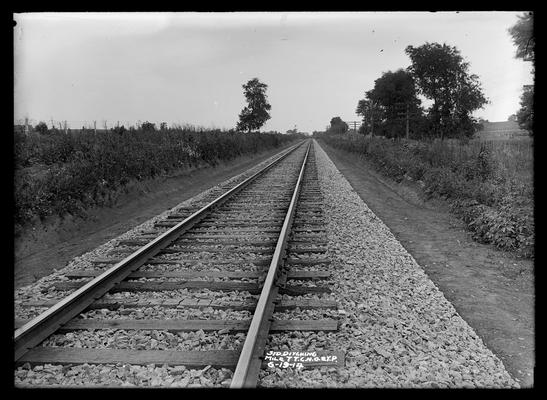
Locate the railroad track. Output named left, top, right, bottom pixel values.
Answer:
left=14, top=139, right=342, bottom=388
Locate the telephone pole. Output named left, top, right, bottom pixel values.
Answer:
left=344, top=121, right=361, bottom=134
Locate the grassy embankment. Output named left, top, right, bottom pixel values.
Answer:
left=14, top=126, right=300, bottom=235
left=318, top=133, right=534, bottom=259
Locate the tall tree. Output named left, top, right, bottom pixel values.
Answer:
left=405, top=43, right=487, bottom=139
left=328, top=117, right=348, bottom=134
left=516, top=85, right=533, bottom=134
left=236, top=78, right=272, bottom=133
left=508, top=12, right=534, bottom=63
left=357, top=69, right=422, bottom=138
left=509, top=13, right=534, bottom=134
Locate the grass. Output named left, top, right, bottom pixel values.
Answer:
left=14, top=126, right=301, bottom=233
left=318, top=133, right=534, bottom=259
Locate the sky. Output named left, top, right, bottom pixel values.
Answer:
left=14, top=12, right=534, bottom=133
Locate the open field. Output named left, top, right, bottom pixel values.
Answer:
left=317, top=133, right=534, bottom=259
left=474, top=121, right=530, bottom=141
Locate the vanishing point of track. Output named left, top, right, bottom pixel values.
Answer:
left=14, top=139, right=340, bottom=388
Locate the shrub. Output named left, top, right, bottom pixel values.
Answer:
left=35, top=122, right=49, bottom=134
left=318, top=132, right=534, bottom=258
left=14, top=126, right=300, bottom=230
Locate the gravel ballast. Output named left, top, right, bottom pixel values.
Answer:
left=258, top=140, right=518, bottom=388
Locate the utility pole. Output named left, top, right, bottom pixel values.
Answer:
left=64, top=120, right=68, bottom=134
left=94, top=121, right=97, bottom=135
left=345, top=121, right=361, bottom=134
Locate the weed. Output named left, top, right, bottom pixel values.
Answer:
left=319, top=133, right=534, bottom=258
left=14, top=127, right=299, bottom=230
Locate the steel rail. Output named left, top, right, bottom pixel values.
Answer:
left=14, top=140, right=306, bottom=361
left=230, top=141, right=311, bottom=388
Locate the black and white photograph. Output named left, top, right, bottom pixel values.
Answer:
left=13, top=11, right=534, bottom=388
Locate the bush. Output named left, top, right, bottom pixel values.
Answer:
left=14, top=126, right=300, bottom=230
left=318, top=132, right=534, bottom=258
left=35, top=122, right=48, bottom=134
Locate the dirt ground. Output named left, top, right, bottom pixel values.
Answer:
left=14, top=144, right=294, bottom=290
left=318, top=141, right=534, bottom=388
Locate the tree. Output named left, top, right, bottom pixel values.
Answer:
left=355, top=99, right=369, bottom=119
left=356, top=69, right=422, bottom=138
left=509, top=13, right=534, bottom=135
left=236, top=78, right=271, bottom=133
left=112, top=125, right=127, bottom=135
left=35, top=121, right=48, bottom=134
left=516, top=85, right=533, bottom=134
left=356, top=99, right=379, bottom=136
left=160, top=122, right=168, bottom=130
left=508, top=114, right=517, bottom=122
left=508, top=12, right=534, bottom=62
left=405, top=43, right=487, bottom=139
left=327, top=117, right=348, bottom=134
left=141, top=121, right=156, bottom=132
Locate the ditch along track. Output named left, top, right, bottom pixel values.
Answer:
left=14, top=139, right=340, bottom=388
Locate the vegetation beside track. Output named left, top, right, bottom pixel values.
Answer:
left=14, top=126, right=302, bottom=233
left=318, top=133, right=534, bottom=259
